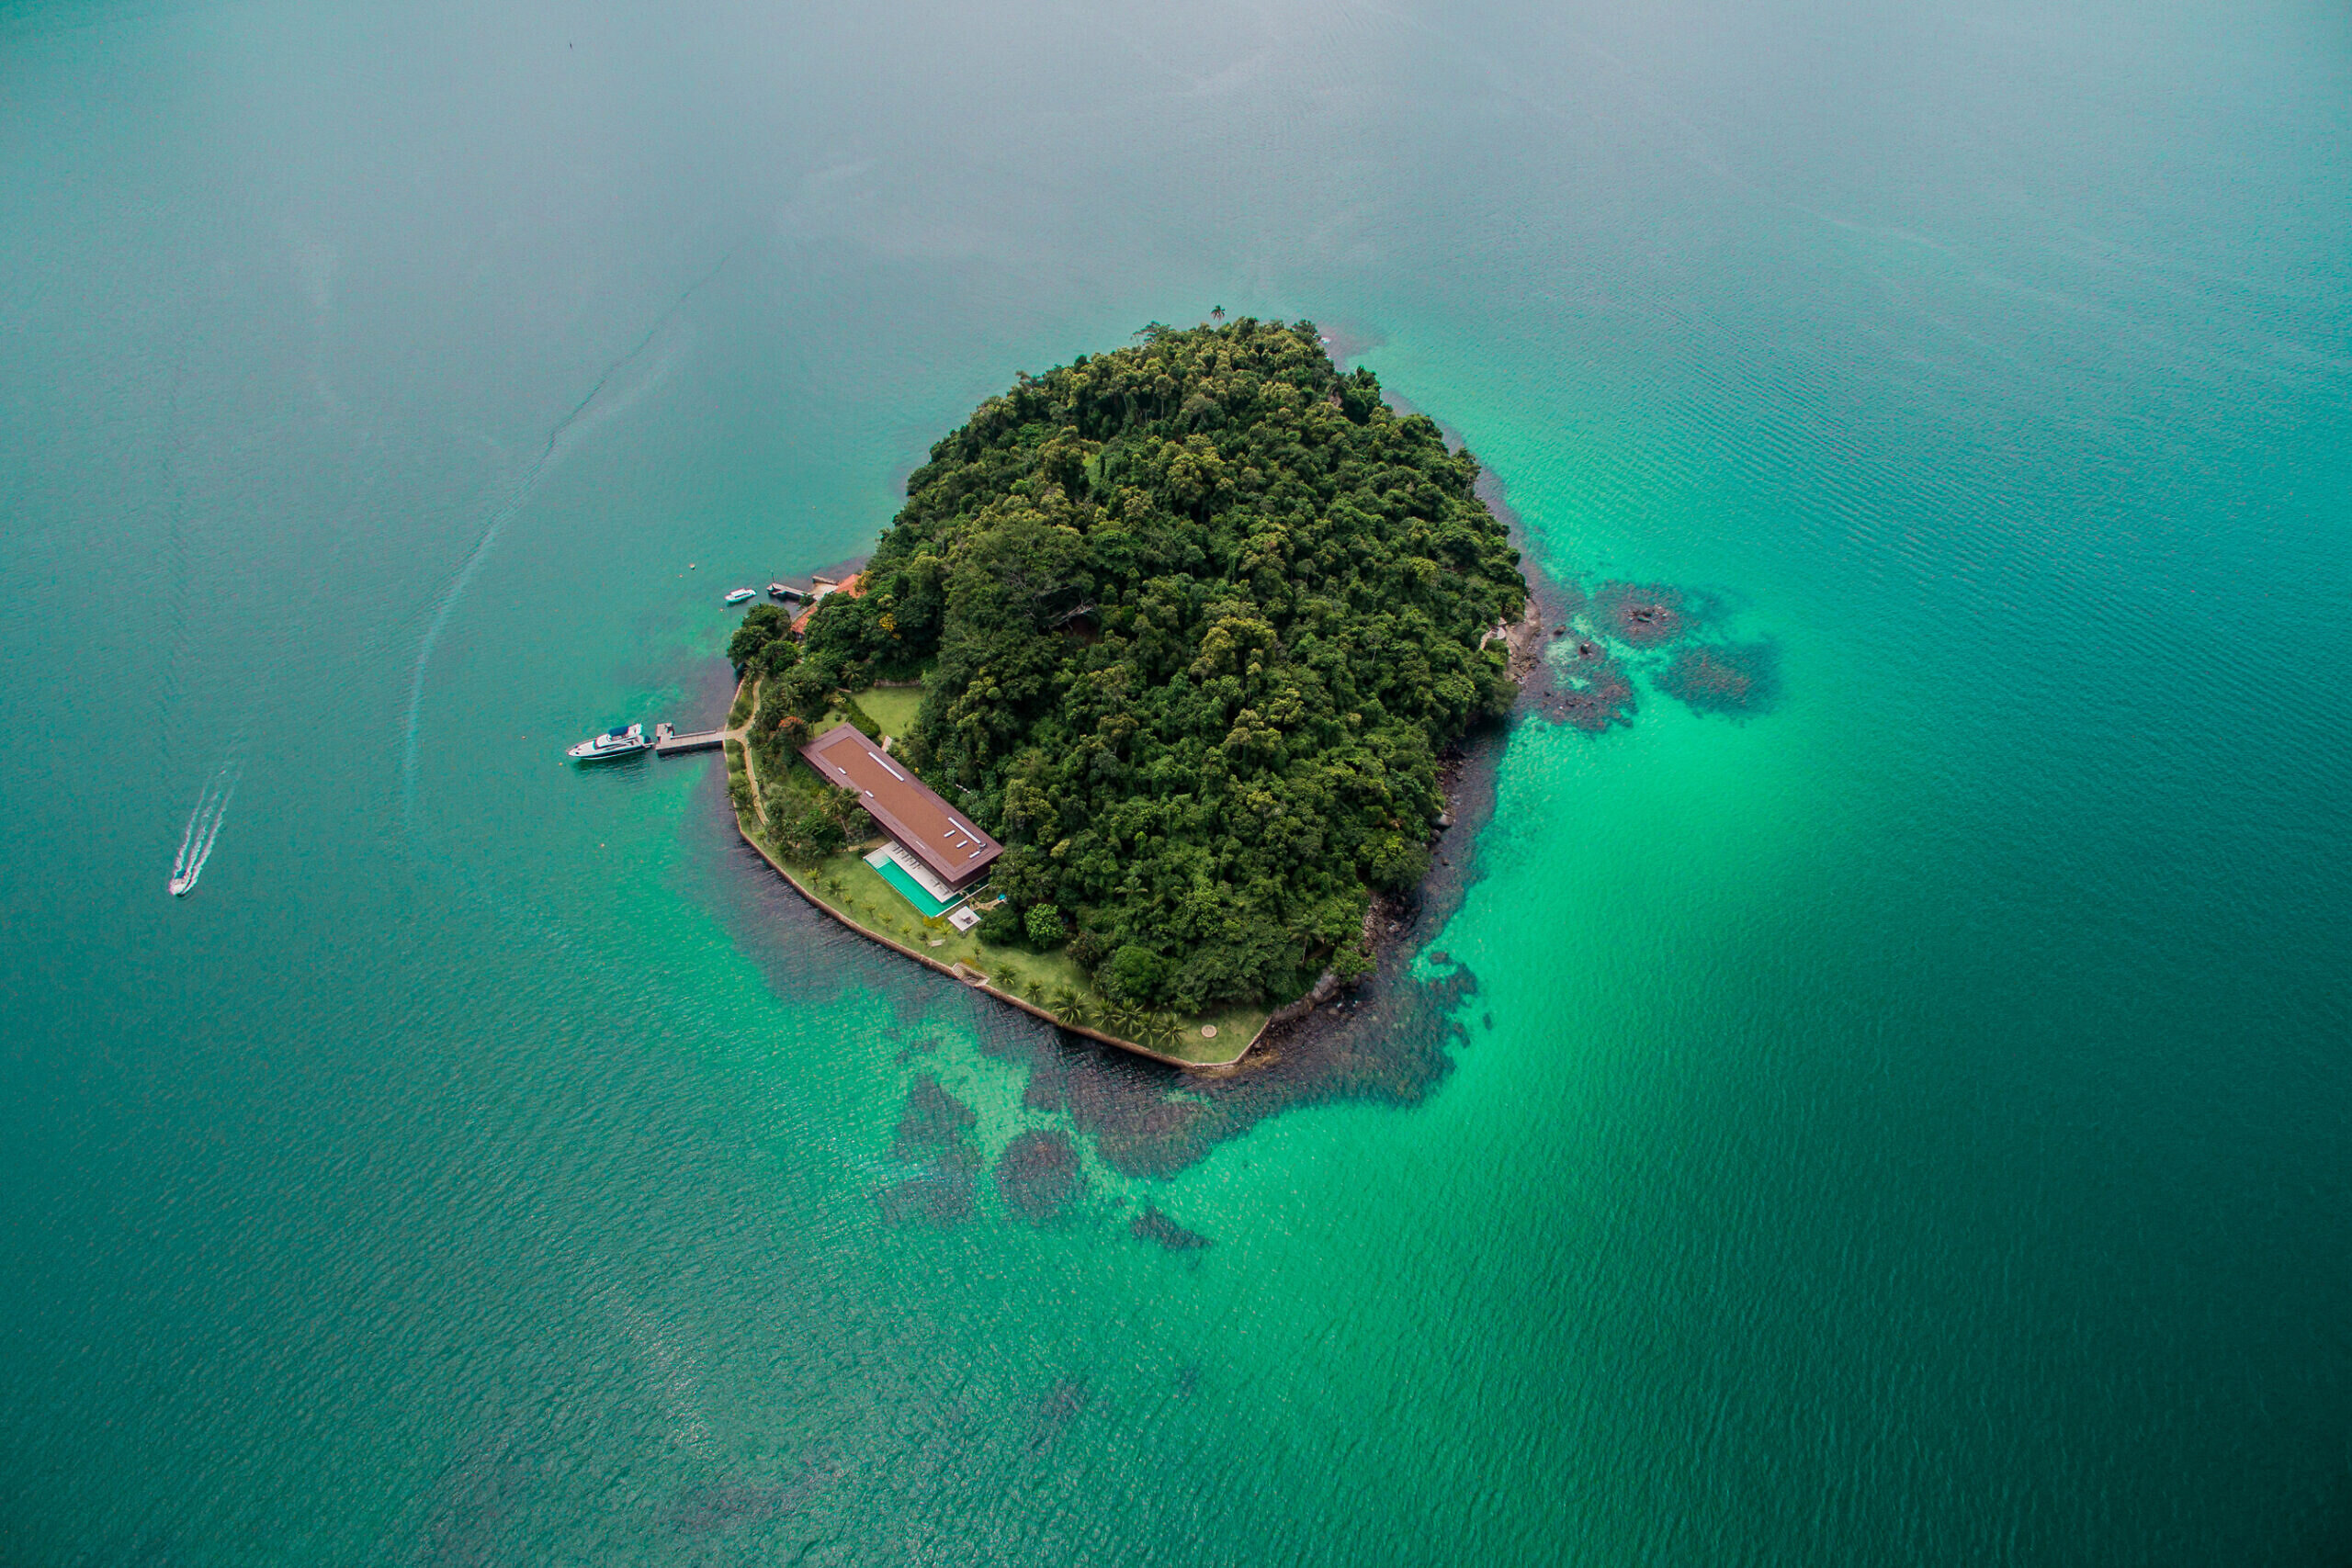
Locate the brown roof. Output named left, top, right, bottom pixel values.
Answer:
left=798, top=723, right=1002, bottom=888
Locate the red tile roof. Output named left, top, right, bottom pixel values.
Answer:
left=797, top=722, right=1001, bottom=889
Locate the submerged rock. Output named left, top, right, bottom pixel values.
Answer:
left=997, top=1129, right=1085, bottom=1224
left=1545, top=655, right=1637, bottom=732
left=1129, top=1204, right=1213, bottom=1252
left=1028, top=1377, right=1090, bottom=1453
left=1590, top=581, right=1692, bottom=647
left=892, top=1073, right=978, bottom=1157
left=1657, top=639, right=1781, bottom=718
left=879, top=1074, right=981, bottom=1225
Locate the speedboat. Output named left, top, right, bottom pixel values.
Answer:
left=723, top=587, right=756, bottom=604
left=168, top=874, right=192, bottom=897
left=569, top=723, right=648, bottom=761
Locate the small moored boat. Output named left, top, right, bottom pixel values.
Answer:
left=569, top=723, right=648, bottom=761
left=723, top=587, right=756, bottom=604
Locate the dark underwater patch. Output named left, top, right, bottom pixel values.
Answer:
left=664, top=1483, right=775, bottom=1538
left=663, top=1450, right=841, bottom=1540
left=892, top=1073, right=978, bottom=1157
left=1021, top=1047, right=1069, bottom=1113
left=1657, top=639, right=1781, bottom=718
left=1130, top=1204, right=1212, bottom=1251
left=1544, top=647, right=1638, bottom=732
left=997, top=1129, right=1086, bottom=1224
left=415, top=1421, right=537, bottom=1568
left=1028, top=1376, right=1091, bottom=1453
left=876, top=1168, right=978, bottom=1225
left=1590, top=581, right=1693, bottom=647
left=974, top=922, right=1481, bottom=1180
left=879, top=1074, right=981, bottom=1225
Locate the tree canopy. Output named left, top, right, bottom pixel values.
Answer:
left=756, top=318, right=1526, bottom=1010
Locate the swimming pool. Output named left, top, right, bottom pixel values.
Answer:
left=866, top=848, right=960, bottom=917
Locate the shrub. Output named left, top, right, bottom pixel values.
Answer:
left=769, top=665, right=834, bottom=723
left=774, top=806, right=845, bottom=864
left=728, top=604, right=793, bottom=673
left=1024, top=904, right=1068, bottom=949
left=1102, top=943, right=1169, bottom=1007
left=820, top=784, right=873, bottom=841
left=1359, top=833, right=1430, bottom=894
left=975, top=905, right=1023, bottom=946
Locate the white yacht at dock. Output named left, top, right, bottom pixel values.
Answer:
left=568, top=723, right=648, bottom=761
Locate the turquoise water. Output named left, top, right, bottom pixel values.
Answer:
left=4, top=0, right=2348, bottom=1562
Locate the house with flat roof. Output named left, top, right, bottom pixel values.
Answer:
left=797, top=722, right=1002, bottom=892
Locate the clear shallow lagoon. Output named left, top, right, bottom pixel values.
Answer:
left=4, top=0, right=2347, bottom=1561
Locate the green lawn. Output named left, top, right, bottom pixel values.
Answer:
left=855, top=683, right=925, bottom=742
left=776, top=841, right=1264, bottom=1066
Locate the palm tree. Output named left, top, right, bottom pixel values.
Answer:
left=1211, top=304, right=1226, bottom=322
left=1050, top=986, right=1083, bottom=1024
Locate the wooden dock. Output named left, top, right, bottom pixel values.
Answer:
left=653, top=722, right=729, bottom=756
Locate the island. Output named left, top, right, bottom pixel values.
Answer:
left=722, top=318, right=1530, bottom=1066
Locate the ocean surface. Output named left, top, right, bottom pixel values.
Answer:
left=4, top=0, right=2348, bottom=1561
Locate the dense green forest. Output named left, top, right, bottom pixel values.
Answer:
left=732, top=319, right=1527, bottom=1010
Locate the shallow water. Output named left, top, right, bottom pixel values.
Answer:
left=4, top=0, right=2347, bottom=1561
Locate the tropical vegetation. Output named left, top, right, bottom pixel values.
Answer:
left=729, top=319, right=1526, bottom=1010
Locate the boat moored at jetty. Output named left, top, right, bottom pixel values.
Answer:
left=568, top=723, right=648, bottom=761
left=723, top=586, right=756, bottom=604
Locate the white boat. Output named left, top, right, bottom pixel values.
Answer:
left=568, top=723, right=648, bottom=761
left=723, top=587, right=756, bottom=604
left=168, top=874, right=192, bottom=897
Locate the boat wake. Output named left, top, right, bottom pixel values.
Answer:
left=169, top=750, right=242, bottom=897
left=399, top=243, right=739, bottom=825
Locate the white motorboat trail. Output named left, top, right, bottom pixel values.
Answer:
left=169, top=750, right=242, bottom=897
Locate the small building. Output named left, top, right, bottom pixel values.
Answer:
left=791, top=571, right=863, bottom=637
left=797, top=722, right=1001, bottom=895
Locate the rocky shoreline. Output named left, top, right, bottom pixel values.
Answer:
left=1245, top=447, right=1571, bottom=1064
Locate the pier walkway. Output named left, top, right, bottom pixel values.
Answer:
left=653, top=721, right=735, bottom=756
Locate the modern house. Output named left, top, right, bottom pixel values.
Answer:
left=797, top=722, right=1001, bottom=912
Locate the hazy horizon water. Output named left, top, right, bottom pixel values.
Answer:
left=3, top=0, right=2347, bottom=1562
